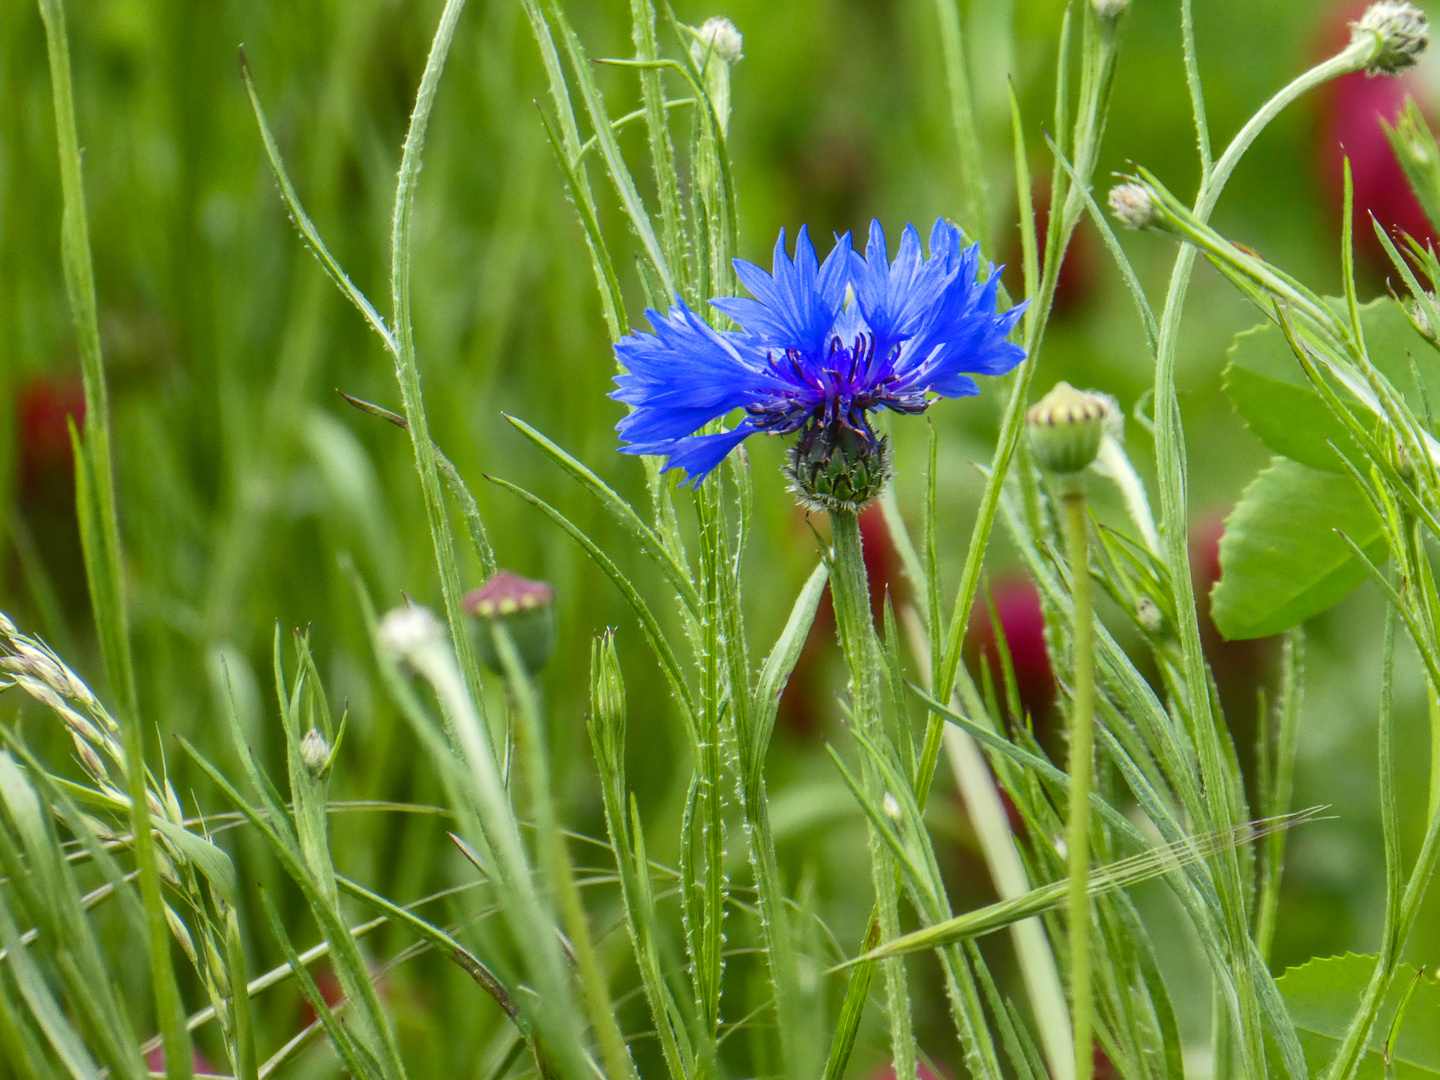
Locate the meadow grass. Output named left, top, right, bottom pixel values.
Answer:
left=4, top=1, right=1440, bottom=1079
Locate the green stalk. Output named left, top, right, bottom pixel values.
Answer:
left=826, top=19, right=1125, bottom=1079
left=1146, top=34, right=1377, bottom=1074
left=496, top=629, right=638, bottom=1080
left=1062, top=486, right=1095, bottom=1080
left=35, top=2, right=190, bottom=1076
left=1254, top=628, right=1305, bottom=963
left=830, top=511, right=916, bottom=1080
left=925, top=21, right=1123, bottom=794
left=389, top=0, right=492, bottom=724
left=1324, top=553, right=1440, bottom=1079
left=932, top=0, right=990, bottom=245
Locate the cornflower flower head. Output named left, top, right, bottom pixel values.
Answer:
left=612, top=219, right=1028, bottom=513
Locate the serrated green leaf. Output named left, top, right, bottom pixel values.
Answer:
left=1277, top=953, right=1440, bottom=1077
left=1211, top=457, right=1386, bottom=640
left=1224, top=297, right=1438, bottom=473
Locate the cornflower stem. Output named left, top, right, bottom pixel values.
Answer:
left=1062, top=483, right=1096, bottom=1080
left=829, top=509, right=916, bottom=1080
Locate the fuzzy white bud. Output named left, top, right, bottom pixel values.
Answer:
left=1108, top=182, right=1157, bottom=229
left=882, top=791, right=903, bottom=821
left=1136, top=596, right=1164, bottom=634
left=378, top=605, right=446, bottom=662
left=1092, top=0, right=1128, bottom=20
left=693, top=17, right=743, bottom=67
left=1353, top=2, right=1429, bottom=75
left=299, top=729, right=331, bottom=776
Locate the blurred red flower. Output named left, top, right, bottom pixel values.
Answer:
left=1007, top=181, right=1098, bottom=318
left=967, top=573, right=1055, bottom=729
left=16, top=374, right=85, bottom=496
left=145, top=1045, right=217, bottom=1075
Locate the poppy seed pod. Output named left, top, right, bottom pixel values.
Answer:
left=464, top=571, right=557, bottom=676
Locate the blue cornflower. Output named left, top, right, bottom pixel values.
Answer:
left=612, top=219, right=1027, bottom=511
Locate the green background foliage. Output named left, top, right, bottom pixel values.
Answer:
left=4, top=0, right=1440, bottom=1075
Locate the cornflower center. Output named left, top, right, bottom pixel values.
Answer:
left=747, top=330, right=927, bottom=443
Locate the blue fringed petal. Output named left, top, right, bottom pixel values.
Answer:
left=712, top=226, right=851, bottom=356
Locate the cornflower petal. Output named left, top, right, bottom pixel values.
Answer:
left=612, top=302, right=780, bottom=480
left=849, top=220, right=955, bottom=362
left=624, top=420, right=757, bottom=487
left=712, top=226, right=851, bottom=354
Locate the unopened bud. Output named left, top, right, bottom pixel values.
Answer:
left=590, top=632, right=626, bottom=734
left=1353, top=2, right=1429, bottom=75
left=1136, top=596, right=1164, bottom=634
left=692, top=17, right=743, bottom=67
left=1092, top=0, right=1128, bottom=20
left=299, top=729, right=331, bottom=777
left=882, top=791, right=903, bottom=821
left=378, top=605, right=446, bottom=663
left=1404, top=294, right=1437, bottom=342
left=465, top=571, right=558, bottom=676
left=1108, top=183, right=1157, bottom=229
left=1026, top=382, right=1113, bottom=475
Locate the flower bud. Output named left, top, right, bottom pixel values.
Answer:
left=589, top=632, right=627, bottom=773
left=1092, top=0, right=1128, bottom=21
left=1352, top=2, right=1429, bottom=75
left=690, top=17, right=743, bottom=137
left=1108, top=183, right=1157, bottom=230
left=378, top=605, right=446, bottom=663
left=1403, top=293, right=1438, bottom=342
left=1026, top=382, right=1113, bottom=475
left=882, top=791, right=903, bottom=821
left=1136, top=596, right=1164, bottom=634
left=299, top=729, right=331, bottom=777
left=692, top=17, right=743, bottom=67
left=785, top=425, right=893, bottom=515
left=464, top=571, right=557, bottom=676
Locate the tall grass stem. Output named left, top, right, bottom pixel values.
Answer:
left=35, top=2, right=191, bottom=1076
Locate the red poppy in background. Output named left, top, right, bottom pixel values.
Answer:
left=16, top=374, right=85, bottom=497
left=1316, top=2, right=1436, bottom=262
left=145, top=1046, right=216, bottom=1075
left=1007, top=181, right=1098, bottom=318
left=967, top=573, right=1055, bottom=730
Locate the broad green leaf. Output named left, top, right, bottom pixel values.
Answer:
left=1278, top=953, right=1440, bottom=1077
left=1224, top=297, right=1438, bottom=473
left=1211, top=457, right=1386, bottom=640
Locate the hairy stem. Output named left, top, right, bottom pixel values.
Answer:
left=830, top=510, right=916, bottom=1080
left=1063, top=487, right=1095, bottom=1080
